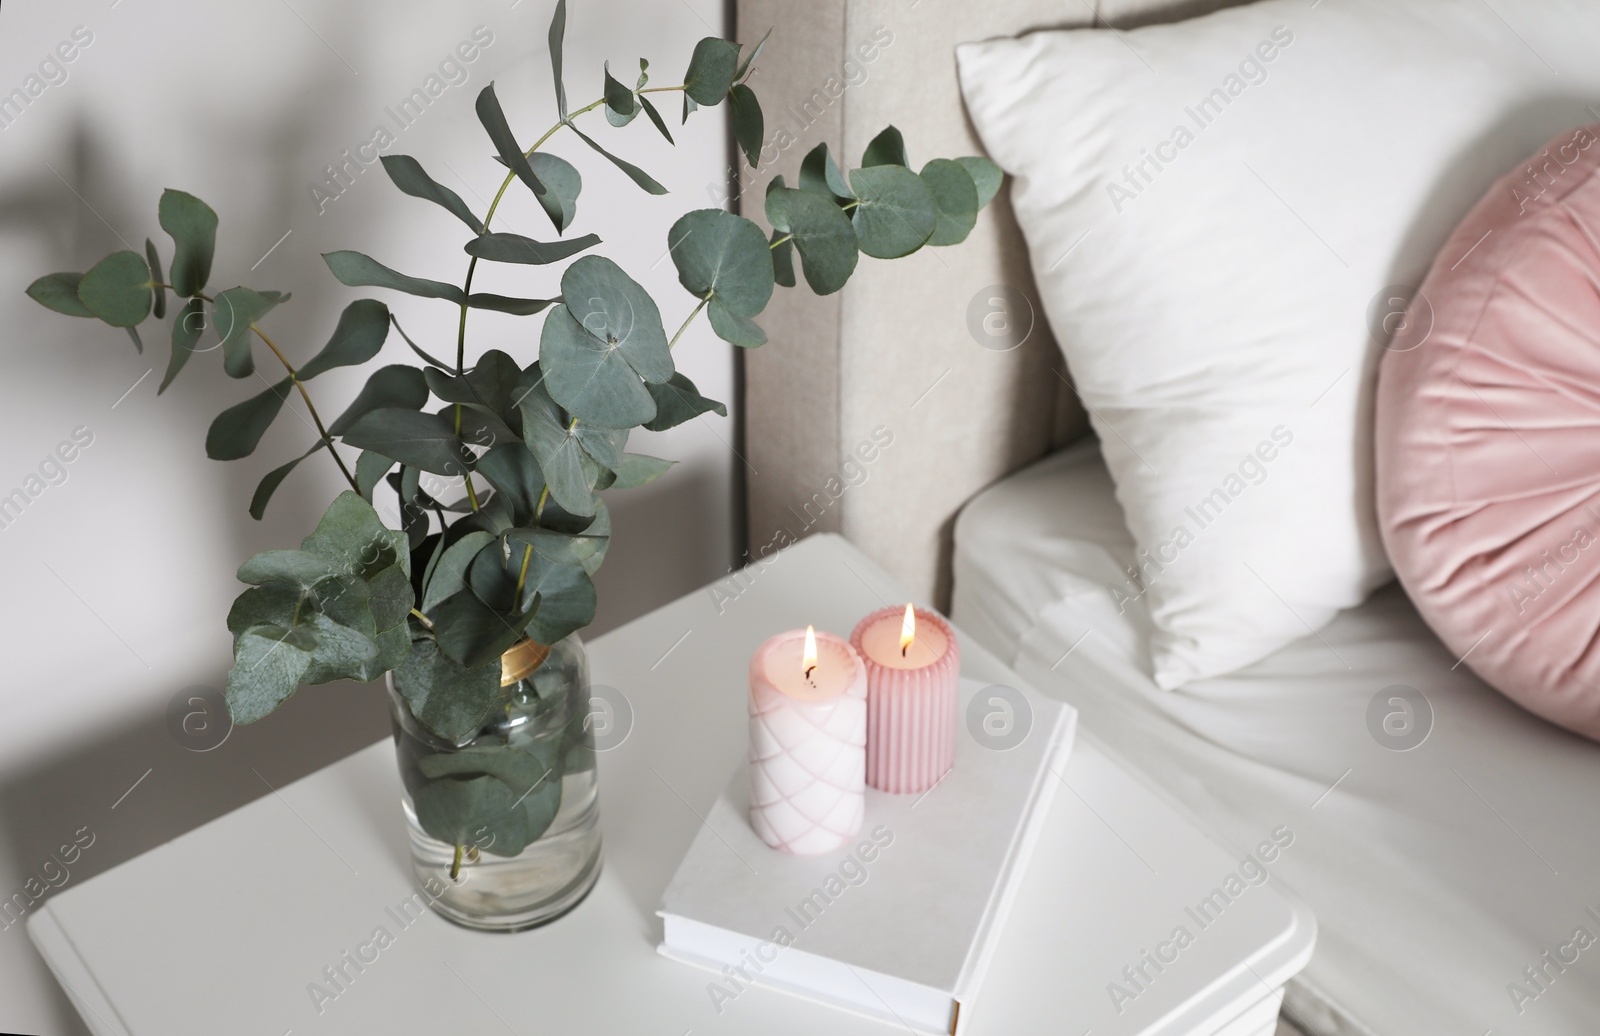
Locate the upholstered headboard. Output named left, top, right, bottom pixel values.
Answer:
left=736, top=0, right=1246, bottom=606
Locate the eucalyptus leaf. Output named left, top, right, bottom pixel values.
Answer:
left=643, top=371, right=727, bottom=431
left=356, top=450, right=395, bottom=502
left=25, top=273, right=92, bottom=318
left=920, top=158, right=980, bottom=247
left=567, top=124, right=667, bottom=195
left=226, top=582, right=300, bottom=636
left=729, top=84, right=763, bottom=167
left=236, top=548, right=345, bottom=587
left=767, top=187, right=858, bottom=294
left=159, top=189, right=219, bottom=297
left=390, top=316, right=452, bottom=370
left=225, top=624, right=316, bottom=724
left=212, top=287, right=287, bottom=379
left=298, top=299, right=390, bottom=381
left=799, top=143, right=852, bottom=202
left=341, top=408, right=473, bottom=476
left=528, top=153, right=581, bottom=233
left=639, top=95, right=673, bottom=144
left=206, top=377, right=293, bottom=460
left=668, top=209, right=773, bottom=317
left=160, top=298, right=207, bottom=393
left=423, top=531, right=496, bottom=612
left=610, top=452, right=675, bottom=488
left=707, top=300, right=767, bottom=347
left=736, top=27, right=772, bottom=82
left=429, top=587, right=539, bottom=668
left=517, top=381, right=598, bottom=516
left=395, top=626, right=506, bottom=739
left=415, top=774, right=532, bottom=856
left=300, top=490, right=411, bottom=582
left=770, top=228, right=795, bottom=288
left=329, top=365, right=429, bottom=436
left=464, top=232, right=601, bottom=266
left=365, top=561, right=414, bottom=632
left=682, top=92, right=698, bottom=123
left=540, top=255, right=671, bottom=428
left=380, top=154, right=484, bottom=234
left=145, top=239, right=167, bottom=320
left=249, top=438, right=331, bottom=520
left=603, top=61, right=638, bottom=126
left=475, top=83, right=546, bottom=199
left=505, top=525, right=608, bottom=568
left=548, top=0, right=568, bottom=118
left=684, top=37, right=739, bottom=104
left=474, top=443, right=546, bottom=524
left=956, top=155, right=1004, bottom=208
left=323, top=250, right=465, bottom=304
left=517, top=554, right=595, bottom=645
left=466, top=293, right=559, bottom=316
left=299, top=611, right=383, bottom=684
left=861, top=125, right=909, bottom=168
left=848, top=164, right=937, bottom=259
left=77, top=251, right=153, bottom=328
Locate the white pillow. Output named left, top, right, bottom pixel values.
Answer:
left=957, top=0, right=1600, bottom=687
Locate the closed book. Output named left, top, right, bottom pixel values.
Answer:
left=658, top=677, right=1076, bottom=1035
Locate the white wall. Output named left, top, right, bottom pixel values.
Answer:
left=0, top=0, right=731, bottom=1030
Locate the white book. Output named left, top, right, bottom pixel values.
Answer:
left=658, top=678, right=1076, bottom=1036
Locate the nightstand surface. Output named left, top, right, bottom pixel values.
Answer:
left=30, top=533, right=1313, bottom=1036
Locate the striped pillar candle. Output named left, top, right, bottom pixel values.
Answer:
left=748, top=627, right=868, bottom=855
left=851, top=605, right=961, bottom=794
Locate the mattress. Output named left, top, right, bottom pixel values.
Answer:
left=951, top=441, right=1600, bottom=1036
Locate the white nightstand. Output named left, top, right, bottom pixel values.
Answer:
left=30, top=533, right=1313, bottom=1036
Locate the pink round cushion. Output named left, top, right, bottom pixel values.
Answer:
left=1377, top=124, right=1600, bottom=740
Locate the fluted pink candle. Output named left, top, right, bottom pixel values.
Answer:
left=748, top=626, right=867, bottom=855
left=851, top=605, right=960, bottom=794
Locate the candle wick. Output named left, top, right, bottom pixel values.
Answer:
left=901, top=644, right=907, bottom=658
left=804, top=664, right=816, bottom=680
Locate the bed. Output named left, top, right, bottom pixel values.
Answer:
left=951, top=441, right=1600, bottom=1036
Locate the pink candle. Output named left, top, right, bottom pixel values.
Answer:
left=748, top=626, right=867, bottom=855
left=851, top=605, right=961, bottom=794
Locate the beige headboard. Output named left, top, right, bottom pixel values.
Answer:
left=736, top=0, right=1245, bottom=607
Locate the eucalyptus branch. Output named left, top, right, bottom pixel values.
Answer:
left=669, top=296, right=709, bottom=350
left=251, top=325, right=360, bottom=493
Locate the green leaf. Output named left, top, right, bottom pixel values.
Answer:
left=736, top=27, right=771, bottom=82
left=226, top=624, right=315, bottom=724
left=249, top=438, right=330, bottom=520
left=957, top=155, right=1004, bottom=209
left=77, top=251, right=153, bottom=327
left=799, top=143, right=852, bottom=202
left=548, top=0, right=568, bottom=118
left=212, top=287, right=286, bottom=379
left=300, top=490, right=411, bottom=581
left=144, top=239, right=167, bottom=320
left=430, top=586, right=539, bottom=668
left=299, top=611, right=383, bottom=684
left=464, top=232, right=601, bottom=266
left=423, top=531, right=496, bottom=612
left=639, top=95, right=674, bottom=144
left=848, top=165, right=937, bottom=259
left=380, top=155, right=484, bottom=234
left=389, top=316, right=452, bottom=370
left=474, top=444, right=546, bottom=523
left=610, top=452, right=675, bottom=488
left=516, top=555, right=595, bottom=645
left=708, top=300, right=766, bottom=347
left=920, top=158, right=980, bottom=247
left=420, top=739, right=562, bottom=848
left=729, top=84, right=763, bottom=168
left=237, top=548, right=344, bottom=586
left=161, top=298, right=207, bottom=393
left=528, top=153, right=581, bottom=233
left=475, top=83, right=546, bottom=199
left=341, top=408, right=472, bottom=476
left=124, top=326, right=145, bottom=355
left=767, top=187, right=859, bottom=294
left=682, top=92, right=698, bottom=124
left=323, top=250, right=464, bottom=304
left=505, top=525, right=608, bottom=569
left=517, top=382, right=598, bottom=516
left=396, top=638, right=503, bottom=741
left=540, top=255, right=671, bottom=428
left=298, top=299, right=390, bottom=381
left=414, top=774, right=531, bottom=854
left=366, top=561, right=413, bottom=633
left=466, top=293, right=559, bottom=316
left=684, top=37, right=739, bottom=104
left=356, top=450, right=394, bottom=502
left=644, top=372, right=727, bottom=431
left=226, top=583, right=300, bottom=636
left=25, top=273, right=93, bottom=318
left=603, top=61, right=638, bottom=126
left=159, top=189, right=219, bottom=297
left=862, top=125, right=909, bottom=168
left=567, top=124, right=667, bottom=195
left=669, top=209, right=774, bottom=318
left=770, top=228, right=795, bottom=288
left=206, top=377, right=293, bottom=460
left=329, top=364, right=429, bottom=436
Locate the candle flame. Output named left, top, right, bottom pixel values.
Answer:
left=900, top=603, right=915, bottom=656
left=803, top=625, right=818, bottom=679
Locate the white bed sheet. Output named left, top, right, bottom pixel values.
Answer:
left=952, top=442, right=1600, bottom=1036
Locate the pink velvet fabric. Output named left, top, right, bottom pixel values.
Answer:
left=1377, top=124, right=1600, bottom=741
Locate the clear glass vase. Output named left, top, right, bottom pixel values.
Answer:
left=387, top=635, right=602, bottom=931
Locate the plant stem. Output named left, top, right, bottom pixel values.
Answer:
left=251, top=326, right=360, bottom=493
left=769, top=234, right=793, bottom=249
left=668, top=296, right=709, bottom=350
left=450, top=843, right=464, bottom=880
left=637, top=84, right=686, bottom=94
left=409, top=608, right=435, bottom=629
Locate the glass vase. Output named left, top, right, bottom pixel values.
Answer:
left=387, top=635, right=602, bottom=931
